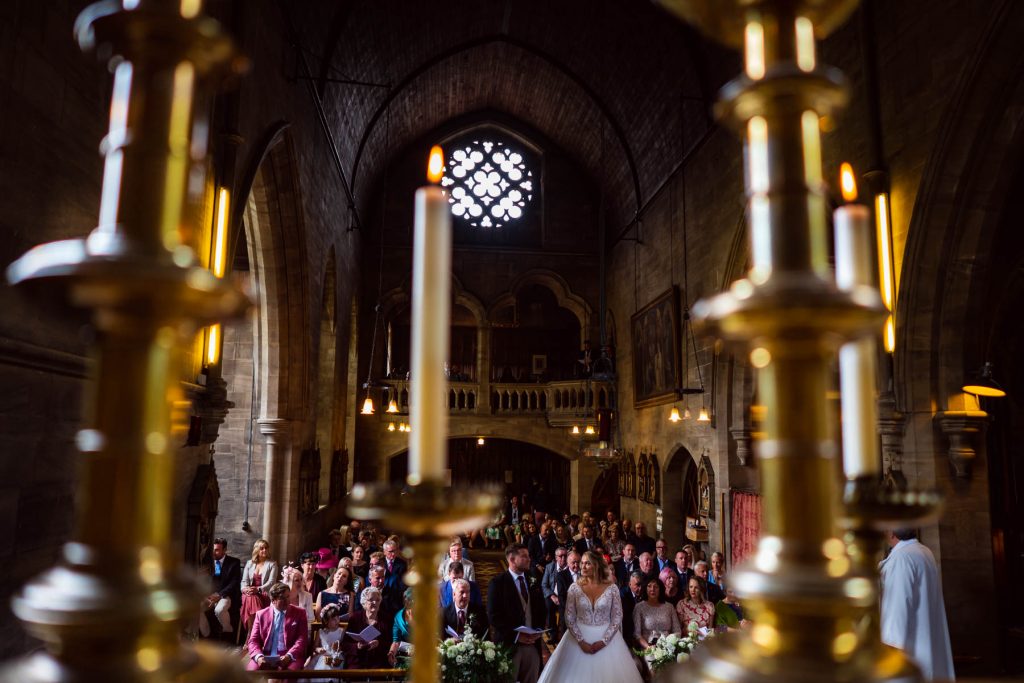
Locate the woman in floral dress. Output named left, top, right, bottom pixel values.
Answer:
left=676, top=577, right=716, bottom=630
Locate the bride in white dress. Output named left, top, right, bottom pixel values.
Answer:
left=538, top=551, right=643, bottom=683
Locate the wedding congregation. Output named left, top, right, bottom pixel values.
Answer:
left=200, top=497, right=744, bottom=681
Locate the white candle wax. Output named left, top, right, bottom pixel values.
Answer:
left=834, top=204, right=880, bottom=478
left=409, top=185, right=452, bottom=483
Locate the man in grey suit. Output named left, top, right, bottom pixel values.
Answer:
left=541, top=547, right=569, bottom=640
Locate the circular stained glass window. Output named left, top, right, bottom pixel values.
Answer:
left=440, top=139, right=534, bottom=228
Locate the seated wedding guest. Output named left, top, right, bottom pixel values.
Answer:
left=681, top=544, right=698, bottom=567
left=388, top=588, right=415, bottom=666
left=501, top=495, right=526, bottom=546
left=382, top=539, right=407, bottom=594
left=633, top=576, right=681, bottom=649
left=246, top=582, right=308, bottom=672
left=693, top=561, right=725, bottom=602
left=604, top=523, right=626, bottom=562
left=440, top=560, right=482, bottom=607
left=677, top=577, right=716, bottom=630
left=632, top=522, right=656, bottom=556
left=315, top=564, right=355, bottom=619
left=638, top=552, right=658, bottom=584
left=573, top=523, right=600, bottom=555
left=443, top=578, right=489, bottom=639
left=328, top=528, right=351, bottom=561
left=553, top=523, right=573, bottom=553
left=314, top=547, right=339, bottom=584
left=715, top=587, right=750, bottom=630
left=660, top=567, right=684, bottom=607
left=708, top=551, right=727, bottom=591
left=613, top=544, right=639, bottom=586
left=201, top=537, right=240, bottom=640
left=282, top=565, right=315, bottom=626
left=655, top=540, right=673, bottom=572
left=240, top=539, right=279, bottom=633
left=358, top=529, right=377, bottom=554
left=350, top=545, right=369, bottom=582
left=437, top=539, right=475, bottom=582
left=300, top=552, right=327, bottom=602
left=620, top=571, right=645, bottom=651
left=306, top=602, right=346, bottom=674
left=673, top=550, right=695, bottom=586
left=621, top=517, right=635, bottom=544
left=337, top=557, right=363, bottom=594
left=342, top=586, right=393, bottom=669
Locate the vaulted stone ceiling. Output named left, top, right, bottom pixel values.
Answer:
left=288, top=0, right=737, bottom=238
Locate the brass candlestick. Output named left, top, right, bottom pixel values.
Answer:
left=2, top=1, right=248, bottom=681
left=348, top=481, right=502, bottom=683
left=654, top=2, right=942, bottom=683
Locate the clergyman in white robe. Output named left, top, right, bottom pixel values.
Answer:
left=879, top=532, right=955, bottom=681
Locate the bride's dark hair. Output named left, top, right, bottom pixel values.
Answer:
left=580, top=550, right=613, bottom=585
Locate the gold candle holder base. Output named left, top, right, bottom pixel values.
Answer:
left=348, top=480, right=503, bottom=683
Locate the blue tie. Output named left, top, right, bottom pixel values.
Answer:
left=268, top=610, right=283, bottom=656
left=214, top=560, right=222, bottom=576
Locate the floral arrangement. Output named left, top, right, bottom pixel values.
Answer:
left=437, top=627, right=513, bottom=683
left=636, top=623, right=713, bottom=674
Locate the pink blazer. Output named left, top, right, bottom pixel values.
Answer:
left=246, top=604, right=309, bottom=662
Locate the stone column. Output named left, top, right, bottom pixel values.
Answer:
left=477, top=324, right=491, bottom=414
left=258, top=418, right=291, bottom=553
left=876, top=392, right=907, bottom=487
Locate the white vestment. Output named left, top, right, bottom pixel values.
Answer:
left=879, top=539, right=955, bottom=681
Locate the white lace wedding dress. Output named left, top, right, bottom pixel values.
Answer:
left=537, top=582, right=643, bottom=683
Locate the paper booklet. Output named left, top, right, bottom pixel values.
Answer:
left=397, top=641, right=414, bottom=655
left=513, top=626, right=549, bottom=635
left=445, top=626, right=460, bottom=639
left=345, top=624, right=381, bottom=643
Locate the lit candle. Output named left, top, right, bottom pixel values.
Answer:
left=408, top=146, right=451, bottom=484
left=834, top=163, right=880, bottom=478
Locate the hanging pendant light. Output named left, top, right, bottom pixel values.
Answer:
left=361, top=395, right=375, bottom=415
left=669, top=407, right=682, bottom=423
left=683, top=405, right=692, bottom=420
left=386, top=398, right=399, bottom=413
left=962, top=362, right=1006, bottom=398
left=697, top=406, right=711, bottom=422
left=387, top=422, right=396, bottom=432
left=571, top=425, right=581, bottom=435
left=584, top=424, right=596, bottom=436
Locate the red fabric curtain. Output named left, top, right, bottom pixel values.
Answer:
left=730, top=491, right=761, bottom=566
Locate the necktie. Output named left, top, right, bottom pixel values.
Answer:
left=388, top=560, right=393, bottom=573
left=517, top=575, right=529, bottom=603
left=268, top=610, right=283, bottom=656
left=214, top=559, right=221, bottom=576
left=457, top=609, right=466, bottom=633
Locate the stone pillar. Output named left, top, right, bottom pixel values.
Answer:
left=477, top=324, right=491, bottom=414
left=876, top=392, right=907, bottom=487
left=258, top=418, right=291, bottom=553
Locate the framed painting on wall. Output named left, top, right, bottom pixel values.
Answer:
left=630, top=287, right=681, bottom=408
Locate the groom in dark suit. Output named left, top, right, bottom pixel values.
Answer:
left=487, top=543, right=547, bottom=683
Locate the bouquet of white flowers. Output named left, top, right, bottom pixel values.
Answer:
left=438, top=627, right=513, bottom=683
left=636, top=623, right=713, bottom=674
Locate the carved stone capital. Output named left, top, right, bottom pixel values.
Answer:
left=936, top=410, right=988, bottom=478
left=258, top=418, right=291, bottom=444
left=730, top=428, right=753, bottom=466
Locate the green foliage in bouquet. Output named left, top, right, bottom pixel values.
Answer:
left=635, top=623, right=714, bottom=674
left=438, top=628, right=513, bottom=683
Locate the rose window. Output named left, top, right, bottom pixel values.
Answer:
left=440, top=139, right=534, bottom=228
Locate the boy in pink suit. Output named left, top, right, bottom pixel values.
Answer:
left=246, top=582, right=309, bottom=671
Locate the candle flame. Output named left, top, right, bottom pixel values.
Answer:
left=840, top=162, right=857, bottom=202
left=427, top=145, right=444, bottom=184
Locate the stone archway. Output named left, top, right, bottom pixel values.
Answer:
left=662, top=446, right=698, bottom=550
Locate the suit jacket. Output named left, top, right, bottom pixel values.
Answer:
left=705, top=580, right=725, bottom=603
left=486, top=571, right=546, bottom=650
left=619, top=585, right=644, bottom=648
left=573, top=537, right=598, bottom=555
left=502, top=503, right=524, bottom=526
left=210, top=555, right=241, bottom=603
left=613, top=558, right=638, bottom=586
left=442, top=602, right=490, bottom=640
left=554, top=568, right=577, bottom=613
left=439, top=578, right=482, bottom=607
left=246, top=604, right=308, bottom=662
left=541, top=561, right=566, bottom=599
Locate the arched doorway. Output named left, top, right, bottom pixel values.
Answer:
left=389, top=438, right=570, bottom=515
left=662, top=447, right=698, bottom=550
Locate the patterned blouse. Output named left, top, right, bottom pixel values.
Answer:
left=633, top=601, right=681, bottom=643
left=565, top=582, right=622, bottom=645
left=676, top=599, right=716, bottom=629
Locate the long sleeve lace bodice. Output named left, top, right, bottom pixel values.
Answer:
left=564, top=582, right=621, bottom=645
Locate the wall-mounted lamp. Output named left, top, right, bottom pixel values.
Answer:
left=962, top=362, right=1006, bottom=398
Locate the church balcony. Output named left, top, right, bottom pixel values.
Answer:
left=378, top=378, right=612, bottom=427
